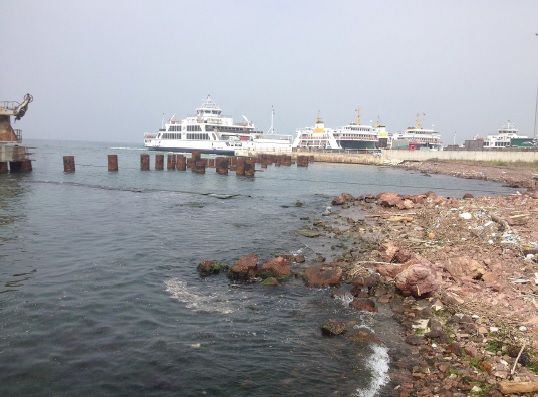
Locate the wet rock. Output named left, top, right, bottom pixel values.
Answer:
left=349, top=297, right=377, bottom=312
left=197, top=260, right=228, bottom=276
left=257, top=256, right=291, bottom=279
left=229, top=253, right=258, bottom=280
left=261, top=277, right=279, bottom=286
left=303, top=266, right=343, bottom=288
left=320, top=319, right=347, bottom=336
left=295, top=229, right=321, bottom=238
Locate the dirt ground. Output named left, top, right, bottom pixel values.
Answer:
left=329, top=160, right=538, bottom=396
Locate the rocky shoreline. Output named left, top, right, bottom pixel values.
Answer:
left=325, top=160, right=538, bottom=396
left=199, top=159, right=538, bottom=396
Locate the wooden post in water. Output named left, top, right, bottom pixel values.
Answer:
left=0, top=162, right=8, bottom=173
left=236, top=157, right=246, bottom=176
left=167, top=154, right=176, bottom=170
left=140, top=154, right=150, bottom=170
left=176, top=155, right=186, bottom=171
left=9, top=162, right=21, bottom=172
left=229, top=156, right=237, bottom=171
left=207, top=158, right=215, bottom=168
left=108, top=155, right=118, bottom=171
left=155, top=154, right=164, bottom=170
left=63, top=156, right=75, bottom=172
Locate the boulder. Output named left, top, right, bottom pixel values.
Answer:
left=257, top=256, right=291, bottom=279
left=350, top=297, right=377, bottom=312
left=394, top=264, right=438, bottom=298
left=320, top=320, right=347, bottom=336
left=376, top=192, right=401, bottom=207
left=197, top=260, right=228, bottom=277
left=303, top=266, right=343, bottom=288
left=445, top=256, right=486, bottom=280
left=229, top=253, right=258, bottom=280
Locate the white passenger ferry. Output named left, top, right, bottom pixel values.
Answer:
left=293, top=108, right=383, bottom=151
left=483, top=121, right=529, bottom=148
left=144, top=96, right=292, bottom=155
left=390, top=113, right=443, bottom=151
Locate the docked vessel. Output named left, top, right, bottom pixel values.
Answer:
left=293, top=108, right=383, bottom=151
left=389, top=114, right=443, bottom=150
left=332, top=107, right=380, bottom=150
left=143, top=96, right=293, bottom=155
left=293, top=114, right=340, bottom=150
left=483, top=121, right=530, bottom=148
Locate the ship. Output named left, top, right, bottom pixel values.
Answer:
left=143, top=96, right=293, bottom=155
left=389, top=113, right=443, bottom=151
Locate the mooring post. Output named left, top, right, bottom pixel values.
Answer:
left=63, top=156, right=75, bottom=172
left=215, top=157, right=229, bottom=175
left=0, top=162, right=8, bottom=173
left=108, top=154, right=118, bottom=172
left=140, top=154, right=150, bottom=170
left=244, top=157, right=256, bottom=177
left=193, top=160, right=206, bottom=174
left=167, top=153, right=176, bottom=170
left=155, top=154, right=164, bottom=170
left=176, top=155, right=186, bottom=171
left=236, top=157, right=246, bottom=176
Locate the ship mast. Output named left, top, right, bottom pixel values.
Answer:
left=267, top=105, right=275, bottom=135
left=355, top=106, right=361, bottom=125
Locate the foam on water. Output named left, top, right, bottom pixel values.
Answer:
left=354, top=343, right=390, bottom=397
left=164, top=277, right=234, bottom=314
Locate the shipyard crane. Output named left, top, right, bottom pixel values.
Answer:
left=0, top=93, right=33, bottom=143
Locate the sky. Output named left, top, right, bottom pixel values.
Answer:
left=2, top=0, right=538, bottom=145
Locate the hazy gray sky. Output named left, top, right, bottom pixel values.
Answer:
left=2, top=0, right=538, bottom=144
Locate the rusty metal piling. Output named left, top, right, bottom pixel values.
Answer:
left=63, top=156, right=75, bottom=172
left=108, top=154, right=118, bottom=171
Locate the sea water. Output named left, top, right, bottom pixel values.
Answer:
left=0, top=140, right=517, bottom=397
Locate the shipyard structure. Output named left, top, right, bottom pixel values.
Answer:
left=0, top=93, right=33, bottom=172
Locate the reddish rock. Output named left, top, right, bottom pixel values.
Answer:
left=376, top=263, right=404, bottom=279
left=445, top=256, right=486, bottom=280
left=347, top=328, right=383, bottom=345
left=350, top=297, right=377, bottom=312
left=380, top=240, right=399, bottom=262
left=394, top=264, right=438, bottom=298
left=197, top=260, right=228, bottom=276
left=257, top=256, right=291, bottom=278
left=229, top=253, right=259, bottom=280
left=303, top=266, right=343, bottom=288
left=376, top=192, right=402, bottom=207
left=331, top=195, right=346, bottom=205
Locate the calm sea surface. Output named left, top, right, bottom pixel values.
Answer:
left=0, top=140, right=517, bottom=397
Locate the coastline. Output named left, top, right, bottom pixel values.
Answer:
left=323, top=160, right=538, bottom=396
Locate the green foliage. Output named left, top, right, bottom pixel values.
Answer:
left=484, top=340, right=502, bottom=353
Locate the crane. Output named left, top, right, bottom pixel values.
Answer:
left=0, top=93, right=33, bottom=143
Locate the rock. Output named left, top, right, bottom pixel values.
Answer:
left=445, top=256, right=486, bottom=280
left=331, top=195, right=346, bottom=205
left=261, top=277, right=279, bottom=286
left=229, top=253, right=258, bottom=280
left=394, top=264, right=439, bottom=298
left=376, top=192, right=402, bottom=207
left=320, top=319, right=347, bottom=336
left=257, top=256, right=291, bottom=278
left=347, top=328, right=383, bottom=345
left=349, top=297, right=377, bottom=312
left=295, top=229, right=321, bottom=238
left=376, top=263, right=404, bottom=279
left=197, top=260, right=228, bottom=276
left=303, top=266, right=343, bottom=288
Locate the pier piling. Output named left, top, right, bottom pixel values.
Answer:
left=108, top=154, right=118, bottom=171
left=155, top=154, right=164, bottom=170
left=140, top=154, right=150, bottom=171
left=215, top=157, right=229, bottom=175
left=167, top=154, right=176, bottom=170
left=176, top=155, right=186, bottom=171
left=244, top=157, right=256, bottom=177
left=0, top=162, right=7, bottom=173
left=63, top=156, right=75, bottom=172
